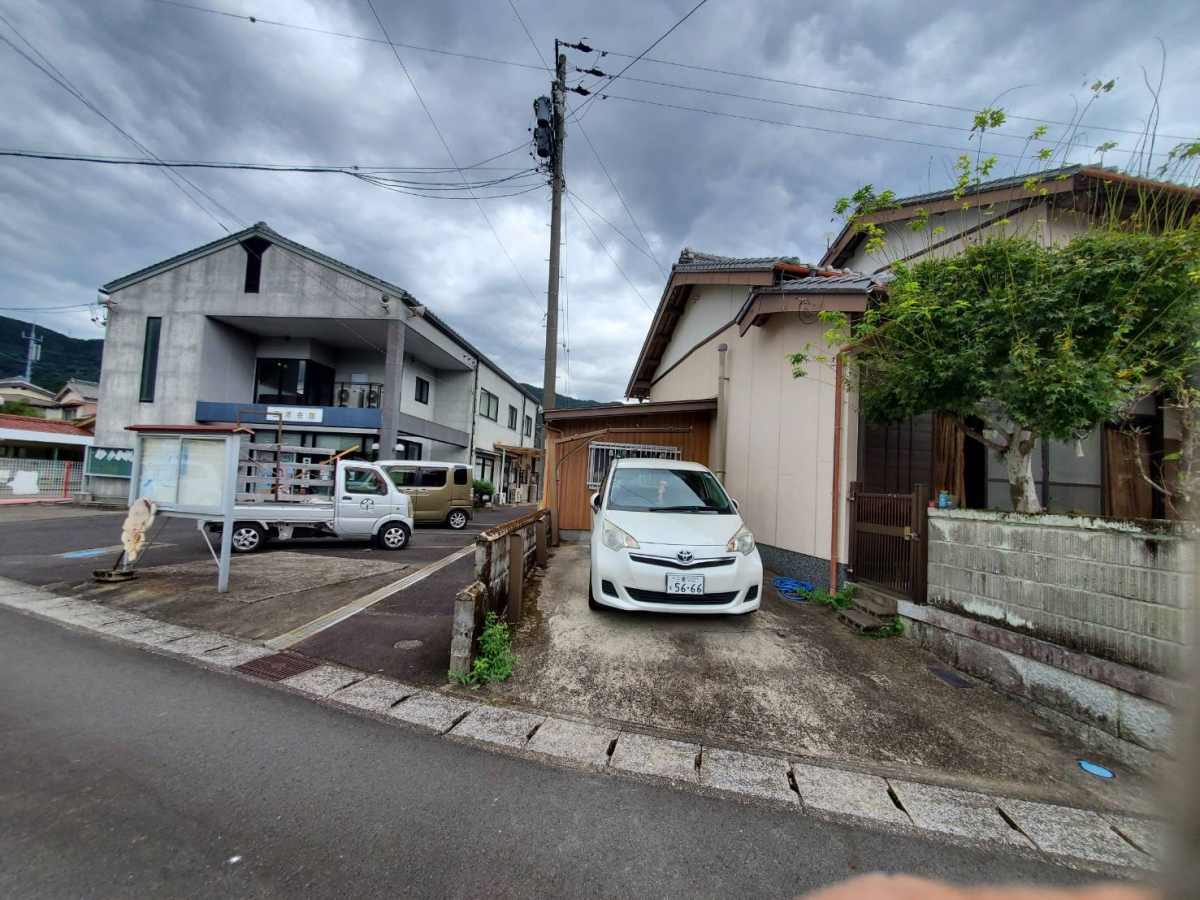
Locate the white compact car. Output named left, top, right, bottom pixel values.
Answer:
left=588, top=458, right=763, bottom=614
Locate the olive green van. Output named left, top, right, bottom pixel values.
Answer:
left=379, top=460, right=473, bottom=529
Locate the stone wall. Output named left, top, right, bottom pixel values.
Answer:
left=927, top=509, right=1193, bottom=675
left=906, top=508, right=1194, bottom=770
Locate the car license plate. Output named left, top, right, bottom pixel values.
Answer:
left=666, top=574, right=704, bottom=595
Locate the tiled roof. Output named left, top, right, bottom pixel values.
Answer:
left=62, top=379, right=101, bottom=401
left=891, top=164, right=1087, bottom=208
left=757, top=273, right=888, bottom=293
left=0, top=413, right=93, bottom=436
left=674, top=248, right=805, bottom=272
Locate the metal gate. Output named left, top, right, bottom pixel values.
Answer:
left=847, top=481, right=928, bottom=601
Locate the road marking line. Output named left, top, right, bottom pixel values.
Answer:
left=263, top=544, right=475, bottom=650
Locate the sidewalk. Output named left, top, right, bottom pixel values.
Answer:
left=0, top=574, right=1167, bottom=878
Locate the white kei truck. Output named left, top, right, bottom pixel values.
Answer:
left=208, top=458, right=414, bottom=554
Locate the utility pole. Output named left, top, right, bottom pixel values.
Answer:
left=22, top=324, right=43, bottom=382
left=539, top=44, right=566, bottom=414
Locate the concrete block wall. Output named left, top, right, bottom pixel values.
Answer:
left=927, top=509, right=1194, bottom=676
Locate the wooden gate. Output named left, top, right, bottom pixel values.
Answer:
left=847, top=481, right=928, bottom=601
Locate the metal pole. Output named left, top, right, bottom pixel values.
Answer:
left=714, top=343, right=728, bottom=482
left=541, top=45, right=566, bottom=414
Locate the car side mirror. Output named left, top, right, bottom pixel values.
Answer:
left=590, top=492, right=600, bottom=512
left=731, top=498, right=739, bottom=511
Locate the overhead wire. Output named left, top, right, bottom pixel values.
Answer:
left=565, top=193, right=653, bottom=313
left=586, top=44, right=1196, bottom=142
left=565, top=190, right=666, bottom=272
left=593, top=93, right=1090, bottom=163
left=363, top=0, right=543, bottom=316
left=1, top=10, right=521, bottom=394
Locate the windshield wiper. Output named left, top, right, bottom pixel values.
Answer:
left=648, top=505, right=717, bottom=513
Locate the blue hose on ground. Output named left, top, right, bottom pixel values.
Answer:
left=772, top=576, right=814, bottom=602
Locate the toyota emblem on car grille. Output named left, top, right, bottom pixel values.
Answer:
left=676, top=550, right=694, bottom=564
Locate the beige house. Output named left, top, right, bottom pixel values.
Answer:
left=44, top=379, right=100, bottom=422
left=0, top=376, right=57, bottom=410
left=621, top=166, right=1199, bottom=589
left=625, top=249, right=884, bottom=586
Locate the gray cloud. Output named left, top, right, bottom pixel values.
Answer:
left=1, top=0, right=1196, bottom=400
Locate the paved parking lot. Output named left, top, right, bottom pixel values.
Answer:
left=0, top=502, right=534, bottom=683
left=490, top=543, right=1159, bottom=816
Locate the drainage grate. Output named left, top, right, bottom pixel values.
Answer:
left=234, top=652, right=321, bottom=681
left=929, top=666, right=975, bottom=689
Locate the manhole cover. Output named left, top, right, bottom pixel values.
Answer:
left=234, top=652, right=321, bottom=681
left=393, top=639, right=423, bottom=650
left=928, top=666, right=975, bottom=689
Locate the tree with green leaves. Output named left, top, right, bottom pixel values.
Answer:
left=0, top=399, right=45, bottom=417
left=794, top=86, right=1200, bottom=513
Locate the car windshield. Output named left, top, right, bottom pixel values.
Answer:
left=606, top=467, right=733, bottom=514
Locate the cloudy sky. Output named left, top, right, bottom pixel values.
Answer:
left=2, top=0, right=1197, bottom=400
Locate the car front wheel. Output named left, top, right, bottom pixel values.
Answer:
left=376, top=522, right=411, bottom=550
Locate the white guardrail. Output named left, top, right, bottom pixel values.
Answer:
left=0, top=458, right=84, bottom=499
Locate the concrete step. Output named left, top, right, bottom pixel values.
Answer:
left=851, top=594, right=896, bottom=619
left=846, top=581, right=903, bottom=614
left=836, top=608, right=888, bottom=634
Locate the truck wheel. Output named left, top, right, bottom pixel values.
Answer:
left=446, top=510, right=469, bottom=530
left=376, top=522, right=410, bottom=550
left=230, top=522, right=266, bottom=554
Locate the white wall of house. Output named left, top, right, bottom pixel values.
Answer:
left=841, top=200, right=1092, bottom=273
left=650, top=313, right=857, bottom=570
left=474, top=362, right=535, bottom=453
left=656, top=284, right=748, bottom=374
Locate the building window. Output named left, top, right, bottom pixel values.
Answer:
left=399, top=440, right=422, bottom=460
left=241, top=236, right=271, bottom=293
left=524, top=415, right=533, bottom=437
left=507, top=405, right=518, bottom=430
left=586, top=441, right=681, bottom=489
left=414, top=376, right=430, bottom=405
left=474, top=453, right=495, bottom=484
left=254, top=358, right=335, bottom=406
left=139, top=317, right=162, bottom=402
left=480, top=389, right=499, bottom=421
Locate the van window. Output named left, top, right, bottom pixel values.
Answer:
left=387, top=468, right=419, bottom=487
left=454, top=467, right=468, bottom=486
left=419, top=468, right=447, bottom=488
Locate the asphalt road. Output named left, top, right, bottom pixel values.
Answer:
left=0, top=504, right=528, bottom=587
left=1, top=609, right=1094, bottom=899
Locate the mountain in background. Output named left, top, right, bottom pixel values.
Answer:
left=0, top=316, right=104, bottom=391
left=520, top=383, right=616, bottom=409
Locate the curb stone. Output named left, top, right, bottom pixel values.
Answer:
left=0, top=576, right=1164, bottom=876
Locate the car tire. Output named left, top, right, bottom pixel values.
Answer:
left=446, top=509, right=469, bottom=530
left=376, top=522, right=411, bottom=550
left=230, top=522, right=267, bottom=554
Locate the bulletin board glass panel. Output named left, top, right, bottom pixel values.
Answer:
left=138, top=437, right=181, bottom=505
left=178, top=439, right=227, bottom=508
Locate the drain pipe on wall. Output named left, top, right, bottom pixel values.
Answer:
left=829, top=343, right=854, bottom=592
left=714, top=343, right=728, bottom=483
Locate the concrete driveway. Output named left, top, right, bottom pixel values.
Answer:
left=491, top=543, right=1158, bottom=815
left=0, top=502, right=534, bottom=684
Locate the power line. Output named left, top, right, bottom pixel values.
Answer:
left=501, top=0, right=666, bottom=278
left=566, top=189, right=665, bottom=272
left=363, top=0, right=543, bottom=315
left=599, top=73, right=1160, bottom=158
left=566, top=193, right=653, bottom=312
left=0, top=17, right=233, bottom=232
left=569, top=0, right=713, bottom=121
left=0, top=149, right=548, bottom=198
left=595, top=93, right=1095, bottom=163
left=0, top=303, right=95, bottom=312
left=153, top=0, right=546, bottom=72
left=0, top=144, right=533, bottom=173
left=585, top=44, right=1196, bottom=143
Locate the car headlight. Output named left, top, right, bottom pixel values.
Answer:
left=601, top=520, right=640, bottom=551
left=726, top=524, right=754, bottom=555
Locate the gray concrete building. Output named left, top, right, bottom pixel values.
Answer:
left=89, top=222, right=540, bottom=500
